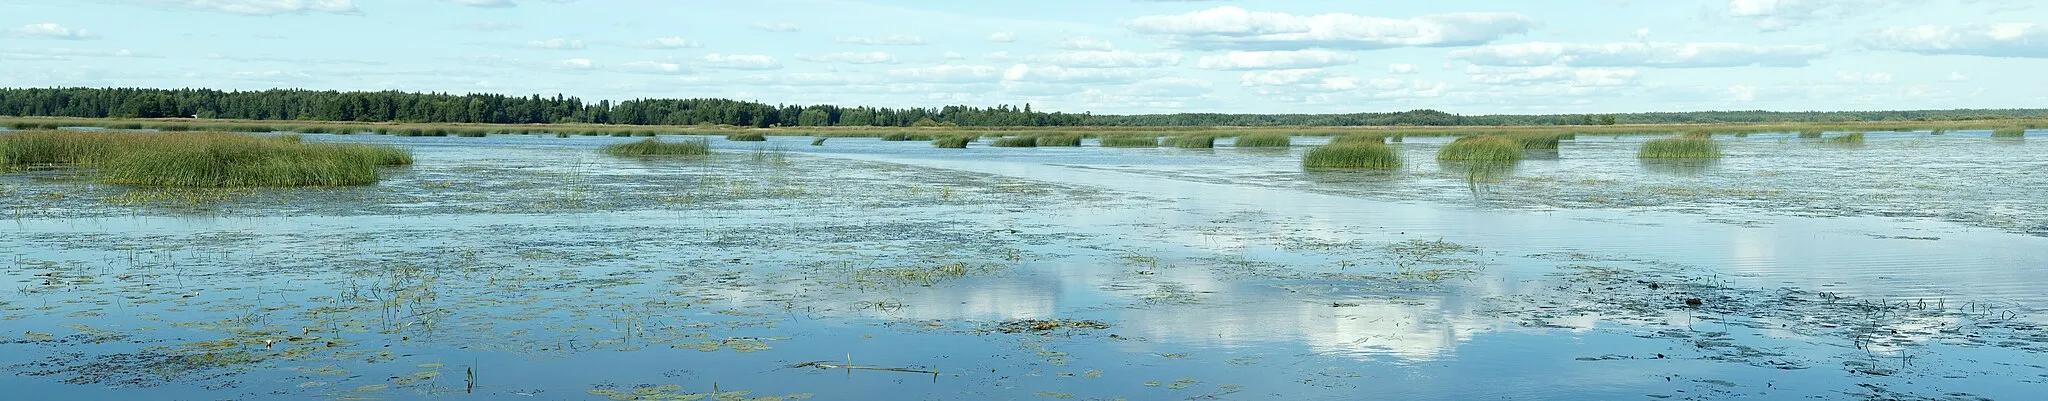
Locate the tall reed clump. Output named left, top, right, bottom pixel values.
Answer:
left=1036, top=134, right=1083, bottom=147
left=879, top=132, right=910, bottom=141
left=1930, top=128, right=1947, bottom=136
left=1992, top=127, right=2026, bottom=138
left=1168, top=135, right=1216, bottom=149
left=1099, top=134, right=1158, bottom=147
left=1, top=131, right=413, bottom=187
left=1232, top=133, right=1291, bottom=147
left=726, top=132, right=768, bottom=141
left=932, top=135, right=972, bottom=148
left=604, top=138, right=711, bottom=156
left=1302, top=142, right=1399, bottom=169
left=1507, top=133, right=1563, bottom=150
left=1330, top=134, right=1387, bottom=145
left=1797, top=130, right=1824, bottom=139
left=1824, top=132, right=1866, bottom=143
left=1436, top=136, right=1523, bottom=161
left=992, top=136, right=1039, bottom=147
left=1639, top=137, right=1722, bottom=159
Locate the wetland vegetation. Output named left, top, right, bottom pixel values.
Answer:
left=2, top=130, right=411, bottom=187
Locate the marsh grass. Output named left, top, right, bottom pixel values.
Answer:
left=811, top=137, right=827, bottom=146
left=1302, top=142, right=1399, bottom=169
left=1931, top=128, right=1947, bottom=135
left=1331, top=134, right=1387, bottom=145
left=1797, top=130, right=1824, bottom=139
left=1167, top=135, right=1216, bottom=149
left=2, top=130, right=412, bottom=187
left=992, top=136, right=1039, bottom=147
left=1507, top=133, right=1563, bottom=150
left=1823, top=132, right=1866, bottom=143
left=880, top=132, right=909, bottom=141
left=932, top=135, right=972, bottom=148
left=604, top=138, right=711, bottom=157
left=1639, top=137, right=1722, bottom=159
left=1992, top=127, right=2025, bottom=138
left=1099, top=134, right=1158, bottom=147
left=726, top=132, right=768, bottom=142
left=1036, top=134, right=1083, bottom=147
left=1436, top=136, right=1523, bottom=161
left=1232, top=133, right=1291, bottom=147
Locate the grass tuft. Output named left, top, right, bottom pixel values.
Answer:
left=1232, top=133, right=1291, bottom=147
left=1823, top=132, right=1865, bottom=143
left=1507, top=133, right=1564, bottom=150
left=1036, top=134, right=1083, bottom=147
left=992, top=136, right=1039, bottom=147
left=1302, top=142, right=1399, bottom=169
left=604, top=138, right=710, bottom=156
left=1991, top=127, right=2025, bottom=138
left=1330, top=134, right=1387, bottom=145
left=1639, top=137, right=1722, bottom=159
left=932, top=135, right=972, bottom=148
left=1099, top=134, right=1158, bottom=147
left=3, top=130, right=412, bottom=187
left=1796, top=130, right=1824, bottom=139
left=726, top=132, right=768, bottom=141
left=1436, top=136, right=1523, bottom=161
left=1167, top=135, right=1216, bottom=149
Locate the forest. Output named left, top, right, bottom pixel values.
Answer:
left=2, top=87, right=2043, bottom=128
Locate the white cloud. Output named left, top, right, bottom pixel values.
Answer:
left=1388, top=63, right=1417, bottom=74
left=121, top=0, right=360, bottom=15
left=1002, top=64, right=1153, bottom=84
left=837, top=35, right=926, bottom=46
left=8, top=23, right=96, bottom=40
left=1194, top=50, right=1353, bottom=70
left=795, top=52, right=898, bottom=64
left=1864, top=23, right=2048, bottom=58
left=888, top=65, right=1001, bottom=83
left=452, top=21, right=521, bottom=31
left=987, top=32, right=1016, bottom=42
left=525, top=38, right=585, bottom=49
left=636, top=37, right=700, bottom=49
left=751, top=22, right=801, bottom=32
left=1452, top=41, right=1829, bottom=68
left=1944, top=71, right=1969, bottom=82
left=1724, top=0, right=1911, bottom=31
left=617, top=61, right=688, bottom=75
left=553, top=58, right=594, bottom=70
left=446, top=0, right=512, bottom=7
left=1126, top=6, right=1536, bottom=50
left=698, top=53, right=780, bottom=70
left=1239, top=69, right=1359, bottom=92
left=1055, top=37, right=1115, bottom=51
left=1466, top=66, right=1639, bottom=86
left=993, top=51, right=1182, bottom=68
left=1834, top=71, right=1892, bottom=85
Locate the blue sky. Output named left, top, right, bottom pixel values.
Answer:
left=2, top=0, right=2044, bottom=115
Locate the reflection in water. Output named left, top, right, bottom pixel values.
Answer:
left=1639, top=158, right=1718, bottom=176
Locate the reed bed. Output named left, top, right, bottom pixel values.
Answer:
left=1507, top=133, right=1564, bottom=150
left=2, top=130, right=412, bottom=186
left=1167, top=135, right=1216, bottom=149
left=932, top=135, right=972, bottom=148
left=726, top=132, right=768, bottom=141
left=1231, top=133, right=1291, bottom=147
left=1436, top=136, right=1523, bottom=161
left=1823, top=132, right=1866, bottom=143
left=1330, top=134, right=1387, bottom=145
left=604, top=138, right=710, bottom=156
left=1797, top=130, right=1824, bottom=139
left=991, top=136, right=1038, bottom=147
left=1099, top=134, right=1159, bottom=147
left=1639, top=137, right=1722, bottom=159
left=1302, top=142, right=1399, bottom=169
left=1036, top=134, right=1083, bottom=147
left=1992, top=127, right=2026, bottom=138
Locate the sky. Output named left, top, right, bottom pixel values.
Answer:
left=1, top=0, right=2044, bottom=115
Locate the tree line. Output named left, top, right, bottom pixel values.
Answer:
left=2, top=87, right=2043, bottom=127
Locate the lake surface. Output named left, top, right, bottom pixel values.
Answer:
left=3, top=131, right=2044, bottom=400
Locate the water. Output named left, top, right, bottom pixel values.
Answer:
left=2, top=133, right=2044, bottom=400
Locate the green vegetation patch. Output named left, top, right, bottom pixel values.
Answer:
left=1303, top=142, right=1399, bottom=169
left=1436, top=136, right=1523, bottom=162
left=1823, top=132, right=1866, bottom=143
left=1231, top=133, right=1291, bottom=147
left=1638, top=137, right=1722, bottom=159
left=992, top=136, right=1039, bottom=147
left=2, top=130, right=413, bottom=187
left=932, top=135, right=972, bottom=148
left=1036, top=134, right=1083, bottom=147
left=1992, top=127, right=2026, bottom=138
left=1099, top=134, right=1159, bottom=148
left=725, top=132, right=768, bottom=141
left=1167, top=135, right=1216, bottom=149
left=604, top=138, right=711, bottom=156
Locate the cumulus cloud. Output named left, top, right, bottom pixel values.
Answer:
left=1724, top=0, right=1908, bottom=31
left=1451, top=41, right=1829, bottom=68
left=698, top=53, right=780, bottom=70
left=1126, top=6, right=1536, bottom=50
left=990, top=50, right=1182, bottom=68
left=617, top=61, right=688, bottom=75
left=1863, top=23, right=2048, bottom=58
left=888, top=65, right=1001, bottom=83
left=1002, top=64, right=1154, bottom=84
left=837, top=34, right=925, bottom=46
left=445, top=0, right=512, bottom=7
left=120, top=0, right=360, bottom=15
left=525, top=38, right=585, bottom=49
left=1238, top=69, right=1360, bottom=92
left=1388, top=63, right=1417, bottom=74
left=1465, top=66, right=1639, bottom=86
left=1834, top=71, right=1893, bottom=85
left=987, top=32, right=1016, bottom=42
left=553, top=58, right=595, bottom=70
left=1194, top=50, right=1353, bottom=70
left=1944, top=71, right=1969, bottom=82
left=8, top=23, right=96, bottom=40
left=751, top=22, right=801, bottom=32
left=636, top=37, right=700, bottom=49
left=1055, top=37, right=1115, bottom=50
left=794, top=51, right=898, bottom=64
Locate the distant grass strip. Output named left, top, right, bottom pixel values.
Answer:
left=1992, top=127, right=2025, bottom=138
left=1823, top=132, right=1865, bottom=143
left=604, top=138, right=710, bottom=156
left=1036, top=134, right=1082, bottom=147
left=1436, top=136, right=1523, bottom=161
left=1796, top=130, right=1824, bottom=139
left=932, top=135, right=972, bottom=148
left=1167, top=135, right=1216, bottom=149
left=1302, top=142, right=1399, bottom=169
left=1330, top=134, right=1387, bottom=145
left=1639, top=137, right=1722, bottom=159
left=1507, top=133, right=1563, bottom=150
left=1232, top=133, right=1291, bottom=147
left=2, top=130, right=412, bottom=187
left=991, top=136, right=1038, bottom=147
left=726, top=132, right=768, bottom=141
left=1099, top=135, right=1158, bottom=147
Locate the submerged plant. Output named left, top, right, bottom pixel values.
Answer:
left=1436, top=136, right=1523, bottom=161
left=1639, top=137, right=1722, bottom=159
left=1232, top=133, right=1291, bottom=147
left=604, top=138, right=711, bottom=156
left=1302, top=142, right=1399, bottom=169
